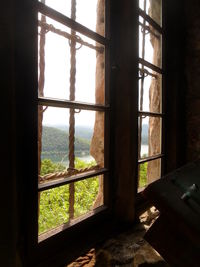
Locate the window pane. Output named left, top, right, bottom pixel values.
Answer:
left=38, top=0, right=105, bottom=36
left=138, top=65, right=162, bottom=113
left=138, top=158, right=161, bottom=189
left=139, top=17, right=162, bottom=68
left=75, top=110, right=104, bottom=168
left=138, top=116, right=162, bottom=159
left=39, top=175, right=103, bottom=234
left=75, top=34, right=105, bottom=104
left=38, top=15, right=105, bottom=104
left=139, top=0, right=162, bottom=26
left=39, top=106, right=70, bottom=177
left=38, top=15, right=71, bottom=99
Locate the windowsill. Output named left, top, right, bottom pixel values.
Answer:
left=38, top=205, right=107, bottom=243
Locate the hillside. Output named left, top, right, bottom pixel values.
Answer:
left=48, top=124, right=93, bottom=140
left=41, top=124, right=149, bottom=162
left=41, top=126, right=90, bottom=162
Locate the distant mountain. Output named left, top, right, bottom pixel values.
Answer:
left=141, top=124, right=148, bottom=145
left=41, top=126, right=90, bottom=162
left=45, top=124, right=93, bottom=140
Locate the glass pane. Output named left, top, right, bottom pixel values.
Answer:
left=139, top=16, right=162, bottom=68
left=75, top=110, right=104, bottom=168
left=138, top=65, right=162, bottom=113
left=138, top=158, right=161, bottom=189
left=139, top=0, right=162, bottom=26
left=38, top=15, right=105, bottom=104
left=39, top=0, right=105, bottom=36
left=39, top=175, right=103, bottom=234
left=138, top=116, right=162, bottom=159
left=75, top=34, right=105, bottom=104
left=39, top=106, right=70, bottom=177
left=38, top=15, right=71, bottom=100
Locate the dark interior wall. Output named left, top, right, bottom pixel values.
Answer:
left=2, top=0, right=199, bottom=266
left=1, top=1, right=18, bottom=266
left=185, top=0, right=200, bottom=162
left=163, top=0, right=187, bottom=173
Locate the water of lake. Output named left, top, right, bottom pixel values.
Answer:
left=54, top=145, right=148, bottom=166
left=141, top=144, right=148, bottom=156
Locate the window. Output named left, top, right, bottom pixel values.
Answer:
left=37, top=0, right=110, bottom=240
left=137, top=0, right=164, bottom=191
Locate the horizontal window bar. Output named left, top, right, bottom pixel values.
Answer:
left=138, top=111, right=164, bottom=117
left=139, top=8, right=163, bottom=34
left=38, top=20, right=104, bottom=53
left=38, top=168, right=108, bottom=192
left=138, top=154, right=164, bottom=164
left=38, top=97, right=109, bottom=112
left=139, top=58, right=163, bottom=74
left=37, top=2, right=108, bottom=46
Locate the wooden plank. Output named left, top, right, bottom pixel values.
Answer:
left=139, top=58, right=163, bottom=74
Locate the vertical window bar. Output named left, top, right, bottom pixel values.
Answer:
left=68, top=0, right=77, bottom=220
left=138, top=0, right=147, bottom=160
left=38, top=0, right=46, bottom=213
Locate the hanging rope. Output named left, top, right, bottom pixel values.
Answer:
left=38, top=20, right=104, bottom=53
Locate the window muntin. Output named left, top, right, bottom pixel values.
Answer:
left=37, top=0, right=108, bottom=238
left=139, top=16, right=162, bottom=68
left=138, top=65, right=162, bottom=113
left=138, top=0, right=163, bottom=191
left=38, top=0, right=105, bottom=36
left=139, top=0, right=162, bottom=26
left=138, top=158, right=161, bottom=188
left=39, top=175, right=103, bottom=234
left=138, top=116, right=162, bottom=159
left=38, top=15, right=105, bottom=104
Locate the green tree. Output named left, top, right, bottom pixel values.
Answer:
left=39, top=158, right=99, bottom=234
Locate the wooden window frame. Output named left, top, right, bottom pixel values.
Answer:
left=15, top=1, right=116, bottom=266
left=37, top=0, right=111, bottom=238
left=137, top=0, right=165, bottom=194
left=14, top=0, right=142, bottom=266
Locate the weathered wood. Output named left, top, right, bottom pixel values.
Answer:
left=111, top=0, right=138, bottom=222
left=143, top=161, right=200, bottom=267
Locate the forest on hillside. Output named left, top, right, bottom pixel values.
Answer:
left=41, top=124, right=149, bottom=162
left=41, top=126, right=91, bottom=162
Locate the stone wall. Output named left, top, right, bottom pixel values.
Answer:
left=147, top=0, right=162, bottom=184
left=185, top=0, right=200, bottom=161
left=90, top=0, right=105, bottom=208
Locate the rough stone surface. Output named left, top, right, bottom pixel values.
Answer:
left=90, top=0, right=105, bottom=208
left=147, top=0, right=162, bottom=184
left=185, top=0, right=200, bottom=161
left=67, top=207, right=169, bottom=267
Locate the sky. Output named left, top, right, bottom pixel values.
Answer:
left=39, top=0, right=154, bottom=127
left=39, top=0, right=98, bottom=127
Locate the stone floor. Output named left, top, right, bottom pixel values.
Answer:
left=67, top=207, right=170, bottom=267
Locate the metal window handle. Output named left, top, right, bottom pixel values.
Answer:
left=181, top=183, right=199, bottom=201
